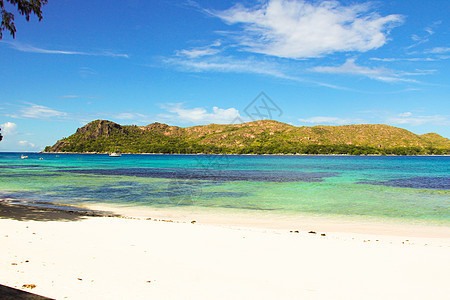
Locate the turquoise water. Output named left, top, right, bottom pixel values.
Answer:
left=0, top=153, right=449, bottom=224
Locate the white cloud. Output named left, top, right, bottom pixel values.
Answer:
left=387, top=112, right=450, bottom=126
left=165, top=55, right=350, bottom=90
left=159, top=103, right=241, bottom=124
left=425, top=47, right=450, bottom=54
left=407, top=21, right=442, bottom=49
left=398, top=112, right=412, bottom=117
left=370, top=57, right=437, bottom=62
left=165, top=55, right=288, bottom=78
left=176, top=41, right=222, bottom=58
left=309, top=58, right=420, bottom=83
left=298, top=116, right=365, bottom=125
left=0, top=122, right=18, bottom=135
left=209, top=0, right=403, bottom=59
left=115, top=112, right=147, bottom=120
left=2, top=41, right=129, bottom=58
left=13, top=103, right=67, bottom=120
left=18, top=140, right=35, bottom=148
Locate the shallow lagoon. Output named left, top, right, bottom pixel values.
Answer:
left=0, top=153, right=449, bottom=224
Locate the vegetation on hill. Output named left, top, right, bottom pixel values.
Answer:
left=44, top=119, right=450, bottom=155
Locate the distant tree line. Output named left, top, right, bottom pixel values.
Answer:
left=45, top=139, right=449, bottom=155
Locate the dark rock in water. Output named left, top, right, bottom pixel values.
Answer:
left=357, top=176, right=450, bottom=190
left=308, top=231, right=316, bottom=234
left=62, top=167, right=337, bottom=183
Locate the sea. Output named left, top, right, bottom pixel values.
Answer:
left=0, top=152, right=449, bottom=225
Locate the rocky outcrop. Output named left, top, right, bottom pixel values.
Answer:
left=75, top=120, right=124, bottom=140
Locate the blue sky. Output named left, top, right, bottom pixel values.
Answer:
left=0, top=0, right=449, bottom=151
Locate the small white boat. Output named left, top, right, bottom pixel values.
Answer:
left=109, top=147, right=122, bottom=157
left=21, top=154, right=28, bottom=159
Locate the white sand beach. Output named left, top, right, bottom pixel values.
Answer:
left=1, top=203, right=449, bottom=300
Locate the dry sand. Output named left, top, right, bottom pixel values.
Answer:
left=0, top=202, right=449, bottom=299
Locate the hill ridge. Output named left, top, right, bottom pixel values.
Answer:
left=44, top=119, right=450, bottom=155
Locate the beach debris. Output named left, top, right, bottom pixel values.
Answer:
left=308, top=231, right=317, bottom=234
left=191, top=220, right=197, bottom=224
left=77, top=278, right=83, bottom=281
left=22, top=284, right=36, bottom=289
left=146, top=281, right=152, bottom=283
left=289, top=230, right=300, bottom=233
left=25, top=260, right=29, bottom=263
left=11, top=263, right=17, bottom=265
left=321, top=233, right=326, bottom=236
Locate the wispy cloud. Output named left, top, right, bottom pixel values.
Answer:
left=158, top=103, right=241, bottom=124
left=12, top=103, right=68, bottom=120
left=207, top=0, right=403, bottom=59
left=370, top=57, right=437, bottom=62
left=298, top=116, right=366, bottom=125
left=165, top=55, right=352, bottom=90
left=60, top=95, right=80, bottom=98
left=18, top=140, right=35, bottom=148
left=406, top=21, right=442, bottom=50
left=165, top=55, right=287, bottom=78
left=2, top=41, right=129, bottom=58
left=386, top=112, right=450, bottom=126
left=309, top=58, right=424, bottom=83
left=176, top=40, right=222, bottom=58
left=115, top=112, right=147, bottom=120
left=425, top=47, right=450, bottom=54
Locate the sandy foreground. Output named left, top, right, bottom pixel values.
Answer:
left=1, top=203, right=449, bottom=300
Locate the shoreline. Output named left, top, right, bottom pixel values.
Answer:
left=85, top=203, right=450, bottom=239
left=32, top=151, right=450, bottom=156
left=2, top=199, right=449, bottom=240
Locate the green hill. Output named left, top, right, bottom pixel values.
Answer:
left=44, top=119, right=450, bottom=155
